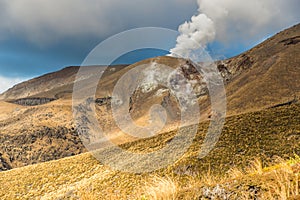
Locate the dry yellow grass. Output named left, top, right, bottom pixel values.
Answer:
left=0, top=101, right=21, bottom=121
left=140, top=155, right=300, bottom=200
left=0, top=103, right=300, bottom=199
left=142, top=176, right=178, bottom=200
left=0, top=151, right=298, bottom=199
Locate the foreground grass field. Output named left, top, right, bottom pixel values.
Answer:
left=0, top=103, right=299, bottom=199
left=141, top=155, right=300, bottom=199
left=0, top=153, right=299, bottom=199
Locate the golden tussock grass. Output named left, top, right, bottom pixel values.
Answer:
left=139, top=155, right=300, bottom=200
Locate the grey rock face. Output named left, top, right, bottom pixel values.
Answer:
left=11, top=98, right=56, bottom=106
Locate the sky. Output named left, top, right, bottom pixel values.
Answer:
left=0, top=0, right=299, bottom=93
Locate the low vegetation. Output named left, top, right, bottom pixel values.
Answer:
left=1, top=153, right=298, bottom=199
left=141, top=155, right=300, bottom=199
left=0, top=103, right=299, bottom=199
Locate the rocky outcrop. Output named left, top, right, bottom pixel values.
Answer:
left=95, top=97, right=112, bottom=106
left=215, top=54, right=254, bottom=82
left=10, top=98, right=56, bottom=106
left=0, top=153, right=11, bottom=171
left=0, top=126, right=86, bottom=170
left=279, top=35, right=300, bottom=45
left=127, top=59, right=207, bottom=121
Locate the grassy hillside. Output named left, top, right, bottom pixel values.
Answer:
left=0, top=23, right=299, bottom=199
left=0, top=103, right=299, bottom=199
left=0, top=24, right=299, bottom=173
left=223, top=23, right=300, bottom=115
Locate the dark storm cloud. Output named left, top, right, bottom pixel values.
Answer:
left=0, top=0, right=299, bottom=93
left=0, top=0, right=197, bottom=84
left=0, top=0, right=197, bottom=45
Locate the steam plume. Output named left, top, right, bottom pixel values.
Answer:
left=170, top=0, right=300, bottom=58
left=170, top=0, right=216, bottom=58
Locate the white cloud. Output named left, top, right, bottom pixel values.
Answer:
left=197, top=0, right=300, bottom=44
left=0, top=76, right=28, bottom=94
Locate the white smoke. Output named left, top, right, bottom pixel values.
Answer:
left=170, top=14, right=216, bottom=58
left=170, top=0, right=300, bottom=58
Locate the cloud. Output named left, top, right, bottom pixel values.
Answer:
left=0, top=76, right=29, bottom=94
left=198, top=0, right=300, bottom=43
left=170, top=0, right=300, bottom=58
left=0, top=0, right=197, bottom=45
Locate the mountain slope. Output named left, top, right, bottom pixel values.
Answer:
left=222, top=23, right=300, bottom=114
left=0, top=102, right=299, bottom=199
left=1, top=24, right=299, bottom=113
left=0, top=66, right=79, bottom=100
left=0, top=23, right=299, bottom=172
left=0, top=65, right=129, bottom=100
